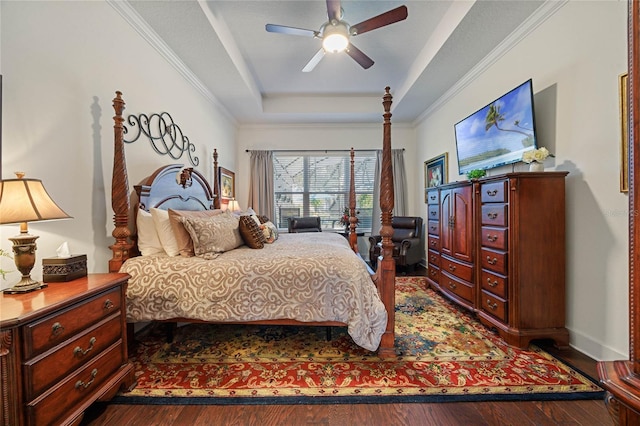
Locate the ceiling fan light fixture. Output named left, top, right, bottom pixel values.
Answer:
left=322, top=23, right=349, bottom=53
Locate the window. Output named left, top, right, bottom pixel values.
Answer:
left=273, top=151, right=376, bottom=232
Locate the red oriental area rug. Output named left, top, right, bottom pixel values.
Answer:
left=113, top=277, right=602, bottom=405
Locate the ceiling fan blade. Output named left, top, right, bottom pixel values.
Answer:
left=345, top=43, right=374, bottom=69
left=265, top=24, right=318, bottom=38
left=326, top=0, right=341, bottom=21
left=302, top=49, right=325, bottom=72
left=350, top=5, right=408, bottom=36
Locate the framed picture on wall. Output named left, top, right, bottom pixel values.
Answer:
left=424, top=153, right=448, bottom=192
left=620, top=72, right=629, bottom=193
left=218, top=167, right=235, bottom=200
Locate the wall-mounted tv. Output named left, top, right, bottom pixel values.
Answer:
left=454, top=79, right=538, bottom=175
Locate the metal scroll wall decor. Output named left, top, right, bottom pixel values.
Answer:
left=123, top=112, right=199, bottom=167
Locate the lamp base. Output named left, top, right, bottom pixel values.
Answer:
left=3, top=276, right=47, bottom=294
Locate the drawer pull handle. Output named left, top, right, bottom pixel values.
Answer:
left=430, top=240, right=436, bottom=246
left=430, top=225, right=436, bottom=231
left=487, top=235, right=497, bottom=242
left=430, top=211, right=436, bottom=216
left=104, top=299, right=114, bottom=311
left=448, top=264, right=456, bottom=271
left=487, top=278, right=498, bottom=287
left=75, top=369, right=98, bottom=390
left=430, top=269, right=437, bottom=276
left=430, top=195, right=436, bottom=201
left=486, top=189, right=498, bottom=196
left=487, top=212, right=498, bottom=219
left=487, top=299, right=498, bottom=310
left=74, top=337, right=97, bottom=357
left=448, top=281, right=457, bottom=290
left=51, top=322, right=65, bottom=337
left=486, top=256, right=498, bottom=265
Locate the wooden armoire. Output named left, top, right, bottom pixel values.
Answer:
left=597, top=2, right=640, bottom=424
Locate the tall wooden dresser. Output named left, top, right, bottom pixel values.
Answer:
left=0, top=273, right=135, bottom=426
left=426, top=172, right=569, bottom=349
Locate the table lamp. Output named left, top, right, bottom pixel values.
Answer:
left=227, top=198, right=241, bottom=213
left=0, top=172, right=71, bottom=293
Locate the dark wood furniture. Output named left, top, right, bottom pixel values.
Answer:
left=107, top=88, right=398, bottom=358
left=0, top=273, right=135, bottom=426
left=597, top=2, right=640, bottom=424
left=426, top=172, right=569, bottom=349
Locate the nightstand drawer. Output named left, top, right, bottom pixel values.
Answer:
left=23, top=287, right=120, bottom=358
left=480, top=180, right=507, bottom=203
left=26, top=340, right=125, bottom=426
left=24, top=313, right=122, bottom=399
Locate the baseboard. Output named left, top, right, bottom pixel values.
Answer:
left=569, top=327, right=627, bottom=362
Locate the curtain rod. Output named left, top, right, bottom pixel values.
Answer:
left=245, top=148, right=404, bottom=153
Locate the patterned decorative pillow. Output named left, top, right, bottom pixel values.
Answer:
left=168, top=209, right=224, bottom=257
left=179, top=212, right=243, bottom=260
left=257, top=215, right=270, bottom=224
left=238, top=215, right=266, bottom=249
left=260, top=221, right=279, bottom=243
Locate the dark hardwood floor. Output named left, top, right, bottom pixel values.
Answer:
left=82, top=266, right=613, bottom=426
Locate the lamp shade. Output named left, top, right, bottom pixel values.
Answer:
left=0, top=175, right=71, bottom=225
left=227, top=199, right=241, bottom=213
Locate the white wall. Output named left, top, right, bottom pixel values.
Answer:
left=415, top=1, right=628, bottom=360
left=0, top=1, right=236, bottom=286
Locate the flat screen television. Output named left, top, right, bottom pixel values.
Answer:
left=454, top=79, right=538, bottom=175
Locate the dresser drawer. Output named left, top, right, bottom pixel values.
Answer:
left=481, top=204, right=508, bottom=226
left=481, top=226, right=508, bottom=250
left=481, top=290, right=507, bottom=323
left=440, top=271, right=474, bottom=304
left=26, top=340, right=125, bottom=426
left=427, top=204, right=439, bottom=220
left=441, top=256, right=473, bottom=282
left=24, top=313, right=122, bottom=399
left=480, top=180, right=507, bottom=203
left=481, top=248, right=508, bottom=275
left=426, top=190, right=439, bottom=205
left=428, top=249, right=440, bottom=268
left=23, top=288, right=120, bottom=359
left=427, top=235, right=440, bottom=251
left=481, top=269, right=508, bottom=298
left=427, top=220, right=439, bottom=236
left=427, top=265, right=440, bottom=283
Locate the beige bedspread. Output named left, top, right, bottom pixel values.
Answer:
left=120, top=232, right=387, bottom=351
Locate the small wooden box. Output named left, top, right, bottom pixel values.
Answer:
left=42, top=255, right=88, bottom=282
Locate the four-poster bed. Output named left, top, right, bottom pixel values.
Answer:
left=107, top=88, right=398, bottom=357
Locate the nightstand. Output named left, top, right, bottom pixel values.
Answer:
left=0, top=273, right=136, bottom=426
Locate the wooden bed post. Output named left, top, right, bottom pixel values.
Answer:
left=375, top=87, right=396, bottom=359
left=212, top=149, right=221, bottom=209
left=109, top=91, right=133, bottom=273
left=348, top=148, right=358, bottom=252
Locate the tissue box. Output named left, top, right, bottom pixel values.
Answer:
left=42, top=255, right=87, bottom=282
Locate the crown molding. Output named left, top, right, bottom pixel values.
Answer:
left=107, top=0, right=236, bottom=125
left=414, top=0, right=568, bottom=125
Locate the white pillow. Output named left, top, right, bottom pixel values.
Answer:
left=136, top=209, right=165, bottom=256
left=150, top=208, right=180, bottom=256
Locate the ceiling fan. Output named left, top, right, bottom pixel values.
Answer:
left=265, top=0, right=408, bottom=72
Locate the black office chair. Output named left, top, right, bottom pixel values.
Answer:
left=287, top=216, right=322, bottom=233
